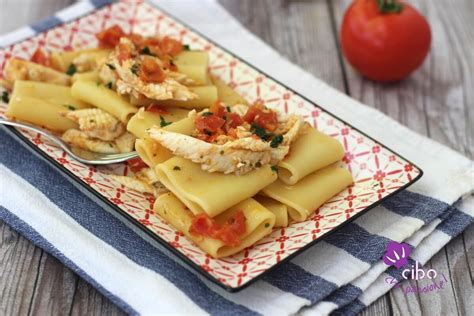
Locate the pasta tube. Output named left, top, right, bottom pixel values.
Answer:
left=173, top=51, right=209, bottom=85
left=211, top=77, right=249, bottom=106
left=6, top=95, right=77, bottom=132
left=72, top=71, right=100, bottom=83
left=135, top=112, right=196, bottom=167
left=127, top=107, right=190, bottom=139
left=155, top=157, right=278, bottom=217
left=12, top=80, right=90, bottom=110
left=255, top=196, right=288, bottom=228
left=262, top=164, right=353, bottom=222
left=154, top=193, right=275, bottom=258
left=71, top=80, right=137, bottom=122
left=278, top=126, right=344, bottom=185
left=153, top=85, right=218, bottom=109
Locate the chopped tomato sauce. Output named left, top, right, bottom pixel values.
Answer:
left=195, top=114, right=226, bottom=133
left=243, top=101, right=278, bottom=131
left=30, top=48, right=50, bottom=67
left=96, top=25, right=126, bottom=48
left=226, top=113, right=244, bottom=129
left=117, top=42, right=133, bottom=63
left=127, top=157, right=148, bottom=173
left=189, top=210, right=246, bottom=247
left=139, top=57, right=166, bottom=83
left=160, top=36, right=183, bottom=57
left=146, top=104, right=169, bottom=114
left=210, top=101, right=226, bottom=118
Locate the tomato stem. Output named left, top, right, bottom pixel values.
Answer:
left=376, top=0, right=403, bottom=13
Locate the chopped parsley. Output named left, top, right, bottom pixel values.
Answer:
left=159, top=115, right=172, bottom=127
left=1, top=91, right=10, bottom=103
left=173, top=166, right=181, bottom=171
left=65, top=64, right=77, bottom=76
left=105, top=82, right=113, bottom=89
left=265, top=223, right=270, bottom=228
left=250, top=123, right=274, bottom=141
left=271, top=166, right=279, bottom=173
left=226, top=106, right=231, bottom=112
left=201, top=112, right=213, bottom=117
left=183, top=44, right=191, bottom=51
left=140, top=46, right=155, bottom=56
left=62, top=104, right=76, bottom=111
left=106, top=63, right=116, bottom=70
left=131, top=63, right=140, bottom=75
left=270, top=134, right=283, bottom=148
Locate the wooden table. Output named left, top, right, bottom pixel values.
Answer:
left=1, top=0, right=472, bottom=315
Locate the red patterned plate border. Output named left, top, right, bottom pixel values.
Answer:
left=0, top=0, right=422, bottom=291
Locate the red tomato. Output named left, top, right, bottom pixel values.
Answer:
left=243, top=101, right=278, bottom=131
left=139, top=57, right=166, bottom=83
left=340, top=0, right=431, bottom=82
left=226, top=113, right=244, bottom=129
left=146, top=104, right=169, bottom=114
left=210, top=101, right=226, bottom=117
left=189, top=210, right=246, bottom=247
left=195, top=114, right=226, bottom=133
left=127, top=157, right=148, bottom=173
left=160, top=36, right=183, bottom=57
left=96, top=25, right=126, bottom=48
left=30, top=48, right=50, bottom=67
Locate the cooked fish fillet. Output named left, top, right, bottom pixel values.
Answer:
left=65, top=108, right=125, bottom=141
left=148, top=128, right=272, bottom=175
left=3, top=58, right=70, bottom=88
left=115, top=132, right=136, bottom=153
left=62, top=129, right=119, bottom=154
left=103, top=37, right=196, bottom=101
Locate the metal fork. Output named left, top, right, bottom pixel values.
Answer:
left=0, top=118, right=139, bottom=165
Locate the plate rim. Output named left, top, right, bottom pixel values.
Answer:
left=0, top=0, right=424, bottom=292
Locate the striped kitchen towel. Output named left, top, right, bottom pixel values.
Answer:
left=0, top=0, right=473, bottom=315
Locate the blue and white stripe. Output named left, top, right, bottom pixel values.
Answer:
left=1, top=0, right=473, bottom=314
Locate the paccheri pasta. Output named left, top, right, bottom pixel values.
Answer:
left=1, top=24, right=353, bottom=258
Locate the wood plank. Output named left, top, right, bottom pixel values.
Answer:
left=444, top=227, right=474, bottom=315
left=219, top=0, right=347, bottom=92
left=70, top=279, right=126, bottom=316
left=0, top=221, right=42, bottom=315
left=359, top=295, right=392, bottom=316
left=463, top=224, right=474, bottom=283
left=330, top=0, right=473, bottom=315
left=28, top=254, right=78, bottom=315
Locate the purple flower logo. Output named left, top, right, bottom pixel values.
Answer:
left=383, top=241, right=411, bottom=269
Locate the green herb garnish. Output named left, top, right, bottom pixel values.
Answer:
left=250, top=123, right=274, bottom=141
left=131, top=63, right=140, bottom=75
left=271, top=166, right=279, bottom=173
left=265, top=223, right=270, bottom=228
left=201, top=112, right=213, bottom=117
left=183, top=44, right=191, bottom=51
left=270, top=134, right=283, bottom=148
left=106, top=63, right=116, bottom=70
left=140, top=46, right=155, bottom=56
left=173, top=166, right=181, bottom=171
left=226, top=106, right=231, bottom=112
left=63, top=104, right=76, bottom=111
left=160, top=115, right=172, bottom=127
left=1, top=91, right=10, bottom=103
left=105, top=82, right=113, bottom=89
left=66, top=64, right=77, bottom=76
